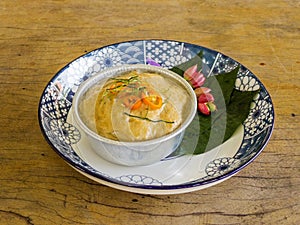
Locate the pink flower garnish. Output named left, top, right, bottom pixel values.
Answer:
left=198, top=103, right=211, bottom=115
left=198, top=93, right=215, bottom=103
left=184, top=65, right=205, bottom=88
left=183, top=65, right=217, bottom=116
left=198, top=101, right=217, bottom=115
left=194, top=87, right=211, bottom=97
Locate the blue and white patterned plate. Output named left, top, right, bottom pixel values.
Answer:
left=38, top=40, right=274, bottom=194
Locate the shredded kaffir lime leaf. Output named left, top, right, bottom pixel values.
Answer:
left=124, top=112, right=174, bottom=124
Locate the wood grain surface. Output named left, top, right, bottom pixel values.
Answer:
left=0, top=0, right=299, bottom=224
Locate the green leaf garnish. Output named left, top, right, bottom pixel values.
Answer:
left=169, top=52, right=259, bottom=156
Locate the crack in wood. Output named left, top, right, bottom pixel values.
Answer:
left=0, top=209, right=34, bottom=225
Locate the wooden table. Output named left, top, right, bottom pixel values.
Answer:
left=1, top=0, right=299, bottom=224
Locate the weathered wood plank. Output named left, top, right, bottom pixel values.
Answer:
left=0, top=0, right=299, bottom=224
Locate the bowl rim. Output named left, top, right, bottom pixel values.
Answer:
left=72, top=64, right=198, bottom=147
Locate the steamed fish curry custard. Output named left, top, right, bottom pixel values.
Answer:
left=93, top=70, right=190, bottom=141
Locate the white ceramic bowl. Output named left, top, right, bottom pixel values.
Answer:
left=72, top=64, right=197, bottom=166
